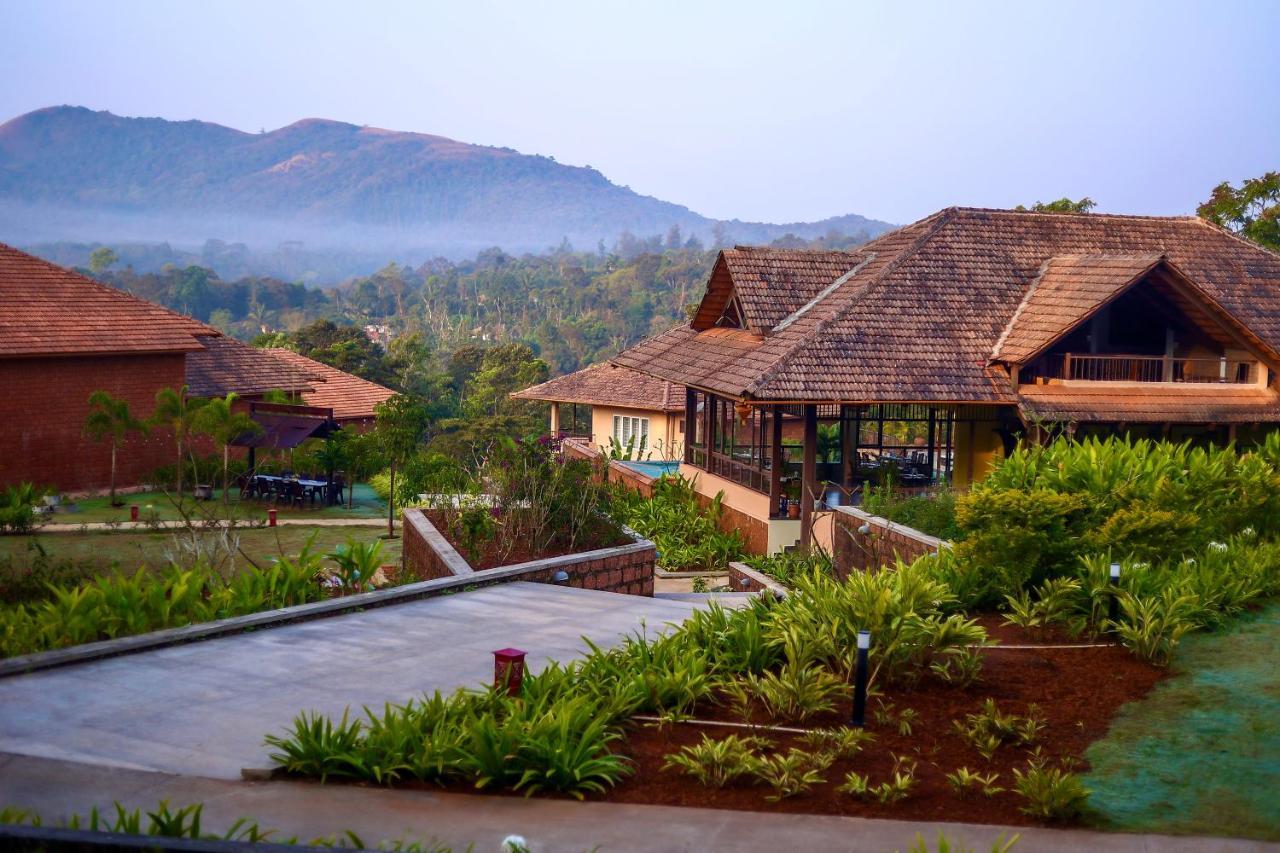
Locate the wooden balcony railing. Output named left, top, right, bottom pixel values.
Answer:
left=689, top=446, right=770, bottom=493
left=1051, top=354, right=1258, bottom=385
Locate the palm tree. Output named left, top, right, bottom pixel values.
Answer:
left=149, top=387, right=208, bottom=499
left=195, top=394, right=263, bottom=505
left=83, top=391, right=148, bottom=507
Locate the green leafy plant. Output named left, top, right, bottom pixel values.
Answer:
left=800, top=726, right=874, bottom=759
left=752, top=749, right=832, bottom=801
left=930, top=647, right=984, bottom=687
left=953, top=700, right=1043, bottom=760
left=661, top=734, right=762, bottom=788
left=946, top=767, right=1005, bottom=797
left=326, top=537, right=385, bottom=592
left=1011, top=758, right=1090, bottom=820
left=1109, top=589, right=1200, bottom=666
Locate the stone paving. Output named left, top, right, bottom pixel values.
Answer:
left=0, top=582, right=712, bottom=779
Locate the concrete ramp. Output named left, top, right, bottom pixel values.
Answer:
left=0, top=583, right=713, bottom=779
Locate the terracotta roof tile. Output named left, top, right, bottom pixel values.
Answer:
left=0, top=242, right=215, bottom=357
left=710, top=248, right=866, bottom=332
left=185, top=336, right=320, bottom=398
left=266, top=349, right=397, bottom=421
left=1018, top=384, right=1280, bottom=424
left=512, top=363, right=685, bottom=412
left=614, top=208, right=1280, bottom=404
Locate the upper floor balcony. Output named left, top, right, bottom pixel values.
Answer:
left=1034, top=353, right=1261, bottom=385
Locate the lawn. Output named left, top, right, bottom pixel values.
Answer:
left=48, top=483, right=387, bottom=524
left=1083, top=600, right=1280, bottom=841
left=0, top=525, right=400, bottom=600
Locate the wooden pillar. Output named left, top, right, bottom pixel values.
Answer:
left=840, top=405, right=856, bottom=490
left=703, top=392, right=715, bottom=463
left=685, top=387, right=696, bottom=464
left=769, top=407, right=783, bottom=517
left=549, top=401, right=561, bottom=435
left=926, top=407, right=937, bottom=482
left=800, top=404, right=818, bottom=550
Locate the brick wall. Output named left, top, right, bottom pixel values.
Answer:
left=0, top=354, right=187, bottom=493
left=831, top=505, right=948, bottom=577
left=402, top=508, right=656, bottom=596
left=727, top=561, right=789, bottom=596
left=693, top=492, right=769, bottom=555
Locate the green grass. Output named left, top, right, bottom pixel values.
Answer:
left=0, top=526, right=401, bottom=595
left=57, top=483, right=387, bottom=524
left=1083, top=600, right=1280, bottom=840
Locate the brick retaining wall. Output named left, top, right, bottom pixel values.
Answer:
left=832, top=505, right=949, bottom=577
left=402, top=507, right=656, bottom=596
left=727, top=561, right=789, bottom=596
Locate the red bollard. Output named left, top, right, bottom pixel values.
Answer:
left=493, top=648, right=527, bottom=696
left=130, top=505, right=139, bottom=522
left=268, top=508, right=277, bottom=527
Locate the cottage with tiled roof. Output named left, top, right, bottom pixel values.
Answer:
left=512, top=363, right=685, bottom=460
left=610, top=207, right=1280, bottom=553
left=0, top=242, right=395, bottom=492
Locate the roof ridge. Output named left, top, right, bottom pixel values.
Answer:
left=947, top=206, right=1203, bottom=223
left=744, top=209, right=955, bottom=398
left=991, top=258, right=1053, bottom=361
left=771, top=253, right=876, bottom=333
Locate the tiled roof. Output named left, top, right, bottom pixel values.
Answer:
left=266, top=349, right=396, bottom=421
left=1018, top=384, right=1280, bottom=424
left=694, top=248, right=866, bottom=333
left=992, top=254, right=1163, bottom=363
left=185, top=336, right=320, bottom=398
left=0, top=242, right=215, bottom=357
left=512, top=362, right=685, bottom=412
left=613, top=208, right=1280, bottom=404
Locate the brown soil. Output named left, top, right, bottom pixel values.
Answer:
left=596, top=637, right=1163, bottom=826
left=422, top=509, right=628, bottom=570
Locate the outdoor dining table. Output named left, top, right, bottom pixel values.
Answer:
left=248, top=474, right=332, bottom=506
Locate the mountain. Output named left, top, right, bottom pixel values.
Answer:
left=0, top=107, right=893, bottom=263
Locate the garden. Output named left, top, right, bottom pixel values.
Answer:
left=262, top=434, right=1280, bottom=838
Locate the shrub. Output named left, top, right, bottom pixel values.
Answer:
left=946, top=767, right=1005, bottom=797
left=1012, top=759, right=1090, bottom=820
left=1109, top=589, right=1199, bottom=666
left=752, top=749, right=832, bottom=801
left=613, top=474, right=744, bottom=572
left=953, top=700, right=1043, bottom=760
left=0, top=483, right=41, bottom=534
left=722, top=660, right=846, bottom=722
left=864, top=483, right=962, bottom=541
left=662, top=734, right=762, bottom=788
left=800, top=726, right=874, bottom=759
left=744, top=549, right=834, bottom=587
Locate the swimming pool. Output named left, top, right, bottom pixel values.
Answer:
left=617, top=460, right=681, bottom=480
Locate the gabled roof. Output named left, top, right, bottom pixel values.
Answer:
left=992, top=254, right=1164, bottom=364
left=0, top=242, right=215, bottom=357
left=613, top=208, right=1280, bottom=404
left=267, top=349, right=396, bottom=421
left=512, top=362, right=685, bottom=412
left=185, top=336, right=320, bottom=398
left=692, top=248, right=865, bottom=333
left=1018, top=384, right=1280, bottom=424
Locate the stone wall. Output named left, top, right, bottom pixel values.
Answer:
left=727, top=561, right=789, bottom=596
left=402, top=508, right=656, bottom=596
left=831, top=505, right=949, bottom=577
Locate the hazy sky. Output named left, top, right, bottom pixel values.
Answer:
left=3, top=0, right=1277, bottom=225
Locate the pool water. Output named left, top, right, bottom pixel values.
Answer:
left=618, top=460, right=681, bottom=480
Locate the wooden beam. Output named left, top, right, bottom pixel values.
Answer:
left=840, top=405, right=855, bottom=490
left=800, top=404, right=818, bottom=550
left=685, top=387, right=696, bottom=464
left=769, top=408, right=784, bottom=517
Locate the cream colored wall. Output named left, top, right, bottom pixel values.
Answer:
left=952, top=421, right=1005, bottom=488
left=593, top=405, right=684, bottom=460
left=679, top=463, right=770, bottom=520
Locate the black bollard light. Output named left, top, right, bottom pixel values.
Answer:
left=851, top=629, right=871, bottom=728
left=1108, top=562, right=1122, bottom=627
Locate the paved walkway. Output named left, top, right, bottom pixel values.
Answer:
left=0, top=583, right=710, bottom=778
left=2, top=753, right=1272, bottom=853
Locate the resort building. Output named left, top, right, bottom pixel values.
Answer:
left=513, top=362, right=686, bottom=461
left=604, top=207, right=1280, bottom=554
left=0, top=242, right=394, bottom=493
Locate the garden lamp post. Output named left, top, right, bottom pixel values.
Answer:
left=852, top=630, right=871, bottom=727
left=1109, top=562, right=1122, bottom=626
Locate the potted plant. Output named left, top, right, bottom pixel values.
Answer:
left=785, top=480, right=802, bottom=519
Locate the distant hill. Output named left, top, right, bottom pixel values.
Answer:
left=0, top=106, right=893, bottom=263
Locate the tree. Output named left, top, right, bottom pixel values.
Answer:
left=1197, top=172, right=1280, bottom=252
left=88, top=247, right=118, bottom=275
left=194, top=394, right=262, bottom=505
left=1015, top=197, right=1096, bottom=214
left=461, top=344, right=550, bottom=419
left=149, top=387, right=209, bottom=498
left=83, top=391, right=148, bottom=506
left=371, top=394, right=431, bottom=537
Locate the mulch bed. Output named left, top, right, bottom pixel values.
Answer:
left=422, top=509, right=629, bottom=571
left=597, top=632, right=1164, bottom=826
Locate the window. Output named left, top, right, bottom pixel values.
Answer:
left=612, top=414, right=649, bottom=448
